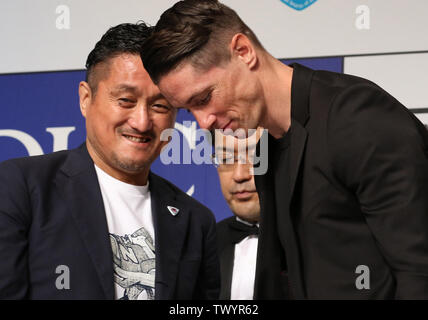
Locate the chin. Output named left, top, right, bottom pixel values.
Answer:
left=233, top=205, right=259, bottom=219
left=112, top=155, right=152, bottom=173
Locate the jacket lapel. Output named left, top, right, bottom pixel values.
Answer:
left=289, top=63, right=313, bottom=202
left=149, top=173, right=190, bottom=300
left=54, top=144, right=115, bottom=299
left=281, top=122, right=307, bottom=299
left=254, top=64, right=314, bottom=299
left=219, top=244, right=234, bottom=300
left=254, top=154, right=289, bottom=299
left=288, top=123, right=308, bottom=209
left=281, top=63, right=315, bottom=299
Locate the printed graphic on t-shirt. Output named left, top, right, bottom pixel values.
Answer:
left=110, top=226, right=155, bottom=300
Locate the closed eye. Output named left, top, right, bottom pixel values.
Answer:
left=196, top=92, right=212, bottom=106
left=152, top=104, right=171, bottom=113
left=118, top=98, right=136, bottom=107
left=120, top=98, right=134, bottom=102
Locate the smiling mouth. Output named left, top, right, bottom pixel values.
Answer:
left=123, top=134, right=152, bottom=143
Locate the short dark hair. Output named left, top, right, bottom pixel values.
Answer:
left=85, top=22, right=152, bottom=93
left=141, top=0, right=263, bottom=84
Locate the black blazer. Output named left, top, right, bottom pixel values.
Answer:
left=255, top=64, right=428, bottom=299
left=0, top=144, right=220, bottom=299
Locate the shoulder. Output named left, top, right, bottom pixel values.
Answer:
left=216, top=216, right=235, bottom=250
left=303, top=69, right=383, bottom=122
left=216, top=216, right=236, bottom=244
left=326, top=79, right=426, bottom=146
left=306, top=69, right=427, bottom=145
left=216, top=216, right=234, bottom=234
left=312, top=70, right=409, bottom=121
left=320, top=77, right=428, bottom=189
left=0, top=148, right=73, bottom=182
left=0, top=148, right=75, bottom=225
left=312, top=69, right=374, bottom=90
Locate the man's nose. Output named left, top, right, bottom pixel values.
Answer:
left=232, top=161, right=252, bottom=183
left=193, top=110, right=216, bottom=130
left=128, top=105, right=153, bottom=132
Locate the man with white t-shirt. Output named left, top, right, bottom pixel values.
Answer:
left=0, top=23, right=220, bottom=300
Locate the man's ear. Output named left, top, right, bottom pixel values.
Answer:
left=230, top=33, right=258, bottom=69
left=78, top=81, right=92, bottom=118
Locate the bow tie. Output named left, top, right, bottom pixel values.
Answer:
left=228, top=219, right=259, bottom=244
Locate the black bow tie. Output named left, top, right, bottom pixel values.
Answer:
left=228, top=219, right=259, bottom=244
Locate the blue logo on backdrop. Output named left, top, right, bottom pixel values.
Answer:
left=280, top=0, right=318, bottom=11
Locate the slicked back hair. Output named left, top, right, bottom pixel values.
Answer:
left=141, top=0, right=263, bottom=84
left=85, top=22, right=152, bottom=94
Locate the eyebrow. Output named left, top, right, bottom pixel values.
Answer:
left=110, top=84, right=139, bottom=96
left=185, top=86, right=213, bottom=105
left=110, top=86, right=167, bottom=103
left=148, top=92, right=167, bottom=104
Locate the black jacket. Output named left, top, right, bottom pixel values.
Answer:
left=0, top=144, right=220, bottom=299
left=254, top=64, right=428, bottom=299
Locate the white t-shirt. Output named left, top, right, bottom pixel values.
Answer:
left=230, top=217, right=259, bottom=300
left=95, top=165, right=155, bottom=300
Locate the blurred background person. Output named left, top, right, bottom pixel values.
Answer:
left=215, top=128, right=287, bottom=300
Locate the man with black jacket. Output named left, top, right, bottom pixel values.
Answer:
left=141, top=0, right=428, bottom=299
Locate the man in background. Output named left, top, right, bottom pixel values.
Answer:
left=0, top=22, right=219, bottom=299
left=215, top=128, right=288, bottom=299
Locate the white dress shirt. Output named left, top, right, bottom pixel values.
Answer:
left=230, top=217, right=259, bottom=300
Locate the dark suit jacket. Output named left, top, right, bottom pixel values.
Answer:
left=0, top=144, right=220, bottom=299
left=254, top=63, right=428, bottom=299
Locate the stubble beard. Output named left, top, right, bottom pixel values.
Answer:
left=111, top=151, right=151, bottom=174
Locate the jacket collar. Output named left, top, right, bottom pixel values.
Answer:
left=289, top=63, right=313, bottom=127
left=287, top=63, right=315, bottom=299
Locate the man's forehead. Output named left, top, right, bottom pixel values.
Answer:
left=95, top=55, right=166, bottom=99
left=159, top=63, right=216, bottom=104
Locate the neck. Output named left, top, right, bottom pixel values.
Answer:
left=258, top=54, right=293, bottom=139
left=236, top=216, right=259, bottom=225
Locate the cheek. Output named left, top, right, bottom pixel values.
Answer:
left=87, top=109, right=126, bottom=145
left=218, top=174, right=233, bottom=198
left=153, top=114, right=176, bottom=133
left=157, top=139, right=169, bottom=153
